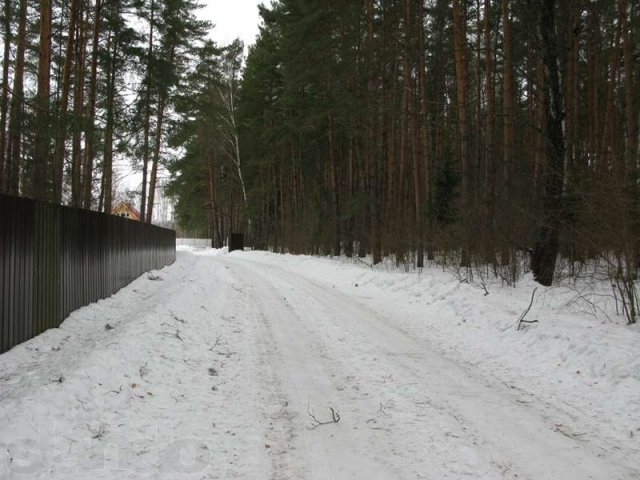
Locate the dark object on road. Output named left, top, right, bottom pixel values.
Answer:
left=229, top=233, right=244, bottom=253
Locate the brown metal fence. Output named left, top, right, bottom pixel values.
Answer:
left=0, top=193, right=176, bottom=354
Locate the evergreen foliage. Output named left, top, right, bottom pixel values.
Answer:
left=0, top=0, right=638, bottom=320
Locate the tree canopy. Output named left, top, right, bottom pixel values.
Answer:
left=1, top=0, right=639, bottom=320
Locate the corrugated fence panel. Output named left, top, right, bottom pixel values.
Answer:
left=0, top=193, right=176, bottom=354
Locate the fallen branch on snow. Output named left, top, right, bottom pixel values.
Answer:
left=307, top=402, right=340, bottom=430
left=554, top=424, right=587, bottom=441
left=161, top=329, right=183, bottom=341
left=209, top=334, right=223, bottom=351
left=88, top=423, right=109, bottom=439
left=517, top=288, right=539, bottom=331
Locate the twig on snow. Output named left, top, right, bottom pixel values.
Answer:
left=378, top=400, right=393, bottom=417
left=161, top=329, right=183, bottom=341
left=49, top=375, right=65, bottom=384
left=307, top=402, right=341, bottom=430
left=554, top=425, right=587, bottom=441
left=104, top=385, right=122, bottom=395
left=517, top=288, right=539, bottom=331
left=217, top=350, right=236, bottom=358
left=88, top=423, right=109, bottom=439
left=352, top=255, right=374, bottom=268
left=209, top=334, right=223, bottom=351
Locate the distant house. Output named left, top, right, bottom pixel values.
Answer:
left=112, top=201, right=141, bottom=221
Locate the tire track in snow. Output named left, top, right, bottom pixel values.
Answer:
left=224, top=259, right=400, bottom=480
left=250, top=291, right=301, bottom=479
left=225, top=257, right=509, bottom=479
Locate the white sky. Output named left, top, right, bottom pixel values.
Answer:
left=196, top=0, right=265, bottom=49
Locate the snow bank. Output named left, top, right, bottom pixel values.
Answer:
left=0, top=252, right=268, bottom=479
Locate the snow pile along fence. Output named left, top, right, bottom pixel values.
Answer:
left=176, top=238, right=212, bottom=249
left=0, top=193, right=176, bottom=354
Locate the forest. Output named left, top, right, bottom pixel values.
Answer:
left=0, top=0, right=214, bottom=222
left=0, top=0, right=639, bottom=321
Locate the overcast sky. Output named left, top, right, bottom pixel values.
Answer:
left=196, top=0, right=265, bottom=50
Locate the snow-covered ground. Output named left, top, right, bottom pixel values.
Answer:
left=0, top=248, right=638, bottom=479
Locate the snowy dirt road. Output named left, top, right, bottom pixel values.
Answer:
left=0, top=250, right=638, bottom=479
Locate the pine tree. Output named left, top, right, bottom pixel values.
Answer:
left=530, top=0, right=566, bottom=286
left=82, top=0, right=104, bottom=209
left=145, top=0, right=210, bottom=223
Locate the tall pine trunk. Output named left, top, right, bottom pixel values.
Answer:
left=0, top=0, right=10, bottom=191
left=6, top=0, right=27, bottom=195
left=618, top=0, right=637, bottom=175
left=53, top=0, right=80, bottom=203
left=501, top=0, right=515, bottom=266
left=145, top=89, right=168, bottom=224
left=366, top=0, right=382, bottom=264
left=617, top=0, right=639, bottom=269
left=102, top=21, right=119, bottom=214
left=452, top=0, right=471, bottom=265
left=82, top=0, right=103, bottom=209
left=32, top=0, right=53, bottom=201
left=328, top=114, right=340, bottom=255
left=530, top=0, right=565, bottom=286
left=71, top=4, right=87, bottom=207
left=483, top=0, right=496, bottom=259
left=140, top=0, right=155, bottom=222
left=417, top=0, right=430, bottom=266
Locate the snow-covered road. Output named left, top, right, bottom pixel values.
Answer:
left=1, top=250, right=638, bottom=479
